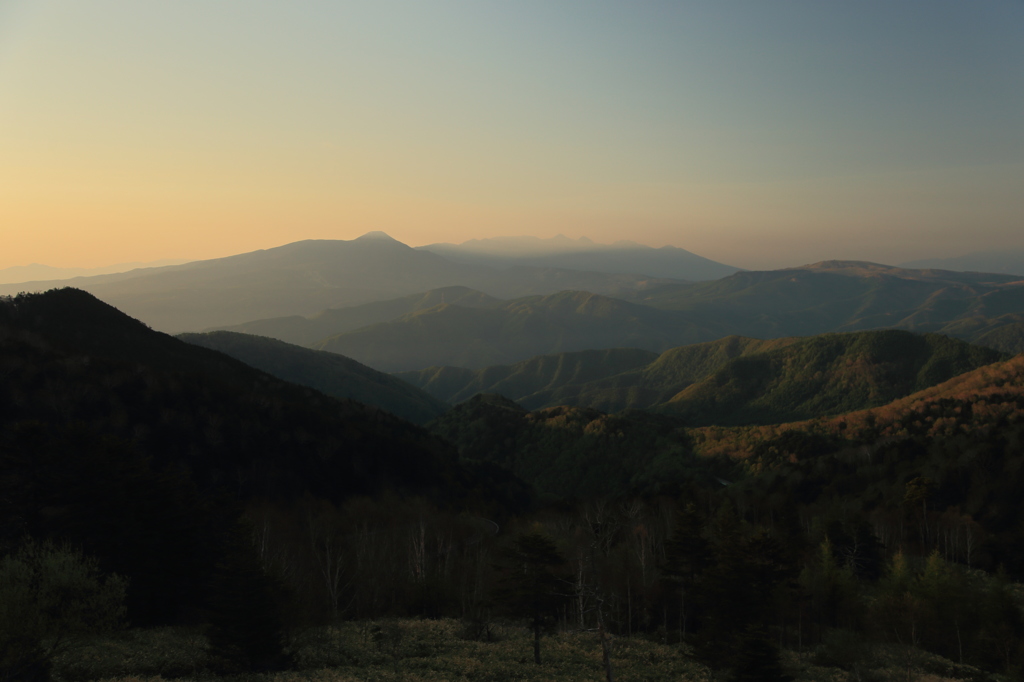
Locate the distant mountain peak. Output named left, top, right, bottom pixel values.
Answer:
left=354, top=231, right=401, bottom=243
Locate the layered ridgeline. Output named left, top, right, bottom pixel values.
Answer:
left=901, top=248, right=1024, bottom=277
left=179, top=331, right=448, bottom=424
left=403, top=331, right=1004, bottom=423
left=635, top=260, right=1024, bottom=344
left=0, top=233, right=681, bottom=333
left=213, top=286, right=504, bottom=347
left=0, top=288, right=529, bottom=625
left=685, top=352, right=1024, bottom=572
left=312, top=290, right=723, bottom=372
left=217, top=261, right=1024, bottom=373
left=425, top=347, right=1024, bottom=572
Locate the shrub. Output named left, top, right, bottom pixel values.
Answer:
left=0, top=540, right=127, bottom=682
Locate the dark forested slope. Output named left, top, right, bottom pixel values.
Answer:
left=427, top=395, right=723, bottom=500
left=179, top=331, right=448, bottom=424
left=0, top=289, right=530, bottom=624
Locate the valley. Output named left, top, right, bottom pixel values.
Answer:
left=5, top=243, right=1024, bottom=682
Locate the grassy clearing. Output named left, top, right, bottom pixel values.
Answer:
left=54, top=620, right=988, bottom=682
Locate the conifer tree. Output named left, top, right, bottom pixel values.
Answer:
left=493, top=531, right=568, bottom=665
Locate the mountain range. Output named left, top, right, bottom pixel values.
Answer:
left=312, top=290, right=717, bottom=372
left=0, top=258, right=189, bottom=285
left=213, top=260, right=1024, bottom=374
left=901, top=249, right=1024, bottom=277
left=401, top=330, right=1003, bottom=422
left=0, top=233, right=686, bottom=333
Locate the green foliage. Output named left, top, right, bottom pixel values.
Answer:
left=408, top=330, right=1003, bottom=427
left=658, top=330, right=1004, bottom=425
left=0, top=540, right=126, bottom=682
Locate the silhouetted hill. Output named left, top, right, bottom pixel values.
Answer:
left=0, top=288, right=538, bottom=628
left=0, top=233, right=682, bottom=333
left=315, top=290, right=722, bottom=372
left=179, top=331, right=448, bottom=424
left=212, top=286, right=503, bottom=347
left=0, top=288, right=485, bottom=504
left=419, top=235, right=740, bottom=281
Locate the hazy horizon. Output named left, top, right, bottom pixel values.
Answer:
left=2, top=1, right=1022, bottom=271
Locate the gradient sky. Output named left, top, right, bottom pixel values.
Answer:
left=1, top=0, right=1022, bottom=270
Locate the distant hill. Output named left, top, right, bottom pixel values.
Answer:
left=315, top=290, right=724, bottom=372
left=635, top=261, right=1024, bottom=342
left=403, top=331, right=1003, bottom=421
left=212, top=286, right=503, bottom=347
left=418, top=234, right=740, bottom=281
left=0, top=258, right=189, bottom=285
left=0, top=233, right=681, bottom=333
left=901, top=249, right=1024, bottom=277
left=179, top=331, right=448, bottom=424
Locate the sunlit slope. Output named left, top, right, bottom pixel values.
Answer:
left=210, top=286, right=504, bottom=347
left=401, top=331, right=1001, bottom=420
left=315, top=290, right=722, bottom=372
left=689, top=350, right=1024, bottom=571
left=656, top=331, right=1004, bottom=425
left=179, top=331, right=448, bottom=424
left=692, top=349, right=1024, bottom=460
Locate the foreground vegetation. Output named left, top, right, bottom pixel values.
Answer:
left=51, top=619, right=992, bottom=682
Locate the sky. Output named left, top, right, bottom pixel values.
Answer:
left=1, top=0, right=1022, bottom=270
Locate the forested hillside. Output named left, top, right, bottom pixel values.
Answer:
left=8, top=288, right=1024, bottom=682
left=0, top=289, right=528, bottom=630
left=406, top=331, right=1003, bottom=420
left=179, top=331, right=448, bottom=424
